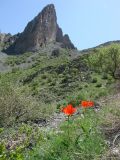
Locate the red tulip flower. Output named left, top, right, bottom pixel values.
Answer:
left=81, top=101, right=94, bottom=108
left=61, top=104, right=77, bottom=116
left=88, top=101, right=94, bottom=107
left=81, top=101, right=88, bottom=108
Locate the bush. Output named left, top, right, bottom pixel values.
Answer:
left=84, top=84, right=88, bottom=88
left=96, top=83, right=102, bottom=88
left=79, top=86, right=83, bottom=90
left=0, top=123, right=44, bottom=160
left=91, top=78, right=97, bottom=83
left=41, top=74, right=47, bottom=79
left=102, top=73, right=108, bottom=80
left=98, top=90, right=107, bottom=97
left=0, top=85, right=56, bottom=127
left=0, top=85, right=28, bottom=126
left=11, top=68, right=20, bottom=73
left=47, top=78, right=52, bottom=83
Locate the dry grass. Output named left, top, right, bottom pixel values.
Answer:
left=0, top=85, right=56, bottom=127
left=99, top=92, right=120, bottom=159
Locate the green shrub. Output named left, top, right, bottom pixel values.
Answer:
left=0, top=85, right=27, bottom=126
left=49, top=81, right=56, bottom=86
left=97, top=90, right=107, bottom=97
left=79, top=86, right=83, bottom=90
left=41, top=74, right=47, bottom=79
left=0, top=84, right=56, bottom=127
left=96, top=83, right=102, bottom=88
left=91, top=78, right=97, bottom=83
left=102, top=73, right=108, bottom=79
left=84, top=84, right=88, bottom=88
left=0, top=124, right=44, bottom=160
left=11, top=68, right=20, bottom=73
left=47, top=78, right=52, bottom=83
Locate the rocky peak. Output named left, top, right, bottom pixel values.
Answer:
left=23, top=4, right=57, bottom=43
left=5, top=4, right=75, bottom=54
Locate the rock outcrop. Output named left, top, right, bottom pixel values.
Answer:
left=5, top=4, right=75, bottom=54
left=0, top=33, right=10, bottom=43
left=0, top=33, right=19, bottom=51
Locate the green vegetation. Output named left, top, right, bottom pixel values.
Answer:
left=0, top=44, right=120, bottom=159
left=0, top=84, right=56, bottom=127
left=24, top=110, right=106, bottom=160
left=0, top=109, right=107, bottom=160
left=86, top=44, right=120, bottom=79
left=5, top=52, right=33, bottom=66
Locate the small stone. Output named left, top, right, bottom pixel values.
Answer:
left=111, top=147, right=120, bottom=155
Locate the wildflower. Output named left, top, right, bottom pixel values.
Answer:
left=88, top=101, right=94, bottom=107
left=81, top=101, right=94, bottom=108
left=81, top=101, right=88, bottom=108
left=61, top=104, right=77, bottom=116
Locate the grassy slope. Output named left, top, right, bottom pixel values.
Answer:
left=0, top=43, right=120, bottom=159
left=1, top=94, right=119, bottom=160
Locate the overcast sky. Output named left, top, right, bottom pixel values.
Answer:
left=0, top=0, right=120, bottom=49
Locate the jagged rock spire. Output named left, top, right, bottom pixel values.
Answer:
left=6, top=4, right=75, bottom=54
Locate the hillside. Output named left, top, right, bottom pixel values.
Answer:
left=0, top=4, right=120, bottom=160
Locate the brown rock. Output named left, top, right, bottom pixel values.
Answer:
left=62, top=34, right=76, bottom=49
left=5, top=4, right=75, bottom=54
left=0, top=33, right=19, bottom=51
left=56, top=26, right=63, bottom=42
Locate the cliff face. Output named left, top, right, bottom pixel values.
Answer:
left=5, top=4, right=75, bottom=54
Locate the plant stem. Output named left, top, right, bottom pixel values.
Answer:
left=68, top=115, right=70, bottom=140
